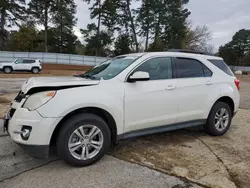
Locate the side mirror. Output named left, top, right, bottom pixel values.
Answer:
left=128, top=71, right=150, bottom=82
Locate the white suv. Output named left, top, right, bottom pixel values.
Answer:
left=0, top=58, right=42, bottom=74
left=3, top=50, right=240, bottom=167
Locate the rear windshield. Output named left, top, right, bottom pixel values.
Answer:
left=207, top=59, right=234, bottom=76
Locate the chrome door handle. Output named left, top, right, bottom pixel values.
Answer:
left=206, top=81, right=214, bottom=85
left=166, top=85, right=176, bottom=90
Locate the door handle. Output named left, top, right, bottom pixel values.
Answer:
left=206, top=81, right=214, bottom=85
left=166, top=85, right=176, bottom=90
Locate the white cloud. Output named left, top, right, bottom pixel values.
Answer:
left=187, top=0, right=250, bottom=50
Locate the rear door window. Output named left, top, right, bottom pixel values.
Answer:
left=203, top=64, right=213, bottom=77
left=23, top=60, right=35, bottom=64
left=207, top=59, right=234, bottom=76
left=175, top=57, right=205, bottom=78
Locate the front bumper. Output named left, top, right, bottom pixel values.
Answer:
left=17, top=143, right=50, bottom=158
left=4, top=99, right=61, bottom=158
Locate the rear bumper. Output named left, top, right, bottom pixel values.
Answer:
left=16, top=143, right=50, bottom=158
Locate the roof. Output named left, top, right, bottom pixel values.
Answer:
left=14, top=58, right=39, bottom=60
left=122, top=51, right=222, bottom=60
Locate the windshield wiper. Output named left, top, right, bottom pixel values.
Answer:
left=79, top=74, right=97, bottom=80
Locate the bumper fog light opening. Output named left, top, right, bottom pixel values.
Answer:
left=21, top=126, right=32, bottom=140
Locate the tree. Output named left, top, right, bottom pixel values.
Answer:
left=185, top=25, right=214, bottom=53
left=140, top=0, right=190, bottom=52
left=114, top=33, right=131, bottom=55
left=52, top=0, right=78, bottom=53
left=83, top=0, right=119, bottom=55
left=81, top=23, right=112, bottom=56
left=28, top=0, right=54, bottom=52
left=75, top=41, right=85, bottom=55
left=83, top=0, right=102, bottom=56
left=219, top=29, right=250, bottom=66
left=0, top=0, right=26, bottom=50
left=136, top=0, right=154, bottom=50
left=230, top=29, right=250, bottom=65
left=162, top=0, right=190, bottom=49
left=115, top=0, right=139, bottom=52
left=218, top=44, right=237, bottom=66
left=6, top=22, right=42, bottom=52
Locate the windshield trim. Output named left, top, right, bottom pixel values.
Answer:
left=77, top=55, right=143, bottom=80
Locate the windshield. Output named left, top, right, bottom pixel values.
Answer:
left=77, top=55, right=139, bottom=80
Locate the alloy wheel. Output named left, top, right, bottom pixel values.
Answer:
left=214, top=108, right=229, bottom=131
left=68, top=125, right=104, bottom=160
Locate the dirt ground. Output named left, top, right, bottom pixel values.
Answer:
left=0, top=73, right=250, bottom=188
left=0, top=63, right=92, bottom=78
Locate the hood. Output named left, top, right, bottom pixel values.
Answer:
left=21, top=76, right=100, bottom=94
left=0, top=62, right=13, bottom=67
left=0, top=61, right=12, bottom=63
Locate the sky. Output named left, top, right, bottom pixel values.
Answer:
left=73, top=0, right=250, bottom=51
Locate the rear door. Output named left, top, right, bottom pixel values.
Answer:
left=23, top=59, right=35, bottom=70
left=173, top=57, right=215, bottom=122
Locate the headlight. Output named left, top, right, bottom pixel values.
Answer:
left=23, top=91, right=56, bottom=111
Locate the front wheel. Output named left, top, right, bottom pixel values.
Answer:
left=204, top=102, right=232, bottom=136
left=56, top=113, right=111, bottom=167
left=3, top=67, right=12, bottom=74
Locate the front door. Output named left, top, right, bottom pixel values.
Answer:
left=124, top=57, right=178, bottom=133
left=12, top=59, right=24, bottom=70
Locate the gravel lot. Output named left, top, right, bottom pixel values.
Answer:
left=0, top=74, right=250, bottom=188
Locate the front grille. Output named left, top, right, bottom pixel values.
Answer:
left=14, top=91, right=25, bottom=102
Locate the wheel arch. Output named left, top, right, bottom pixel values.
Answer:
left=209, top=96, right=235, bottom=117
left=50, top=107, right=118, bottom=148
left=31, top=66, right=41, bottom=71
left=3, top=66, right=13, bottom=70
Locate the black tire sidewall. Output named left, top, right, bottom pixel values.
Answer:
left=205, top=102, right=232, bottom=136
left=56, top=113, right=111, bottom=167
left=32, top=67, right=39, bottom=73
left=3, top=67, right=12, bottom=74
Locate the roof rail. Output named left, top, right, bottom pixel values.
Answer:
left=167, top=49, right=214, bottom=56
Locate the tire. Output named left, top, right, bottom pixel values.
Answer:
left=31, top=67, right=39, bottom=74
left=3, top=67, right=12, bottom=74
left=204, top=102, right=232, bottom=136
left=56, top=113, right=111, bottom=167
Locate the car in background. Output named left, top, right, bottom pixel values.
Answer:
left=0, top=58, right=42, bottom=74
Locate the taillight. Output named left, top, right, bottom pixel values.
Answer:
left=234, top=78, right=240, bottom=90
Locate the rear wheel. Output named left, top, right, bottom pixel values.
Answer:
left=56, top=113, right=111, bottom=167
left=31, top=67, right=39, bottom=74
left=3, top=67, right=12, bottom=74
left=204, top=102, right=232, bottom=136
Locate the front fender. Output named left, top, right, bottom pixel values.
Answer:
left=37, top=84, right=124, bottom=134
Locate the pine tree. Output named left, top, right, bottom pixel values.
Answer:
left=0, top=0, right=26, bottom=50
left=28, top=0, right=54, bottom=52
left=52, top=0, right=78, bottom=53
left=83, top=0, right=119, bottom=55
left=136, top=0, right=154, bottom=50
left=114, top=33, right=131, bottom=55
left=162, top=0, right=190, bottom=49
